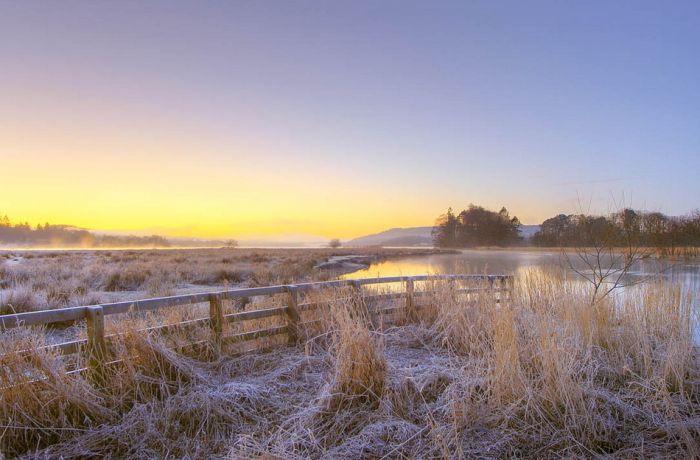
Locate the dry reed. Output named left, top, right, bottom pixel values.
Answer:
left=0, top=268, right=698, bottom=458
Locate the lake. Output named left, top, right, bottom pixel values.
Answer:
left=343, top=249, right=700, bottom=294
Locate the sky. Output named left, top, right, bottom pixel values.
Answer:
left=1, top=1, right=699, bottom=240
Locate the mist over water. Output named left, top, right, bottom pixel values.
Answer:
left=344, top=249, right=699, bottom=288
left=344, top=249, right=700, bottom=343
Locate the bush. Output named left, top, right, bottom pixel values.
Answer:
left=213, top=269, right=244, bottom=284
left=45, top=285, right=72, bottom=308
left=0, top=287, right=40, bottom=314
left=104, top=266, right=151, bottom=291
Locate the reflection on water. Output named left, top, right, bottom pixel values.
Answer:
left=344, top=249, right=700, bottom=292
left=344, top=249, right=700, bottom=343
left=344, top=249, right=562, bottom=279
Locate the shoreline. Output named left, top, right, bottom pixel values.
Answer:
left=435, top=246, right=700, bottom=260
left=315, top=248, right=458, bottom=277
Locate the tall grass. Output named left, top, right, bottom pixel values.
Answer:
left=323, top=295, right=387, bottom=409
left=0, top=268, right=698, bottom=458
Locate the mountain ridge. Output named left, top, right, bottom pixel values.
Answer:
left=346, top=225, right=541, bottom=247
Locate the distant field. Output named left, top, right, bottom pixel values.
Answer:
left=0, top=247, right=451, bottom=315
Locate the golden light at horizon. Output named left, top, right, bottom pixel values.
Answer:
left=0, top=63, right=551, bottom=240
left=4, top=147, right=553, bottom=241
left=1, top=125, right=443, bottom=239
left=2, top=1, right=699, bottom=243
left=1, top=108, right=554, bottom=239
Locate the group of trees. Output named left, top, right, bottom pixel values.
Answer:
left=432, top=205, right=700, bottom=305
left=432, top=205, right=521, bottom=247
left=432, top=205, right=700, bottom=253
left=0, top=214, right=171, bottom=248
left=532, top=209, right=700, bottom=252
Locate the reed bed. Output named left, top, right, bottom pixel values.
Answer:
left=0, top=268, right=698, bottom=458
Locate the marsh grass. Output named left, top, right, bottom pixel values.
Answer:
left=322, top=295, right=387, bottom=410
left=0, top=268, right=698, bottom=458
left=0, top=247, right=440, bottom=314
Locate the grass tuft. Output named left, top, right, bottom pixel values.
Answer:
left=0, top=268, right=698, bottom=458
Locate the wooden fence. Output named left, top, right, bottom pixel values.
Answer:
left=0, top=274, right=512, bottom=378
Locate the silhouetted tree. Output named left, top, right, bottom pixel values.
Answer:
left=433, top=205, right=521, bottom=247
left=432, top=208, right=459, bottom=247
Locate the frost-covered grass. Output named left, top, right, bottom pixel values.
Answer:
left=0, top=247, right=440, bottom=315
left=1, top=269, right=699, bottom=458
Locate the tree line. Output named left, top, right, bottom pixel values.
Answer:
left=531, top=209, right=700, bottom=253
left=0, top=214, right=171, bottom=248
left=432, top=205, right=700, bottom=252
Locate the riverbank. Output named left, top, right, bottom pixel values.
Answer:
left=312, top=248, right=458, bottom=276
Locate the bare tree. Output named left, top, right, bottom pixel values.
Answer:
left=562, top=198, right=654, bottom=306
left=328, top=238, right=342, bottom=248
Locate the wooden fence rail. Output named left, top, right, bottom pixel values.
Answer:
left=0, top=274, right=512, bottom=378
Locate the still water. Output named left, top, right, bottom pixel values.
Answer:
left=343, top=249, right=700, bottom=294
left=343, top=249, right=700, bottom=343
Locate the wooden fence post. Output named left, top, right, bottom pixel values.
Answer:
left=351, top=280, right=362, bottom=297
left=498, top=276, right=503, bottom=305
left=448, top=277, right=457, bottom=302
left=405, top=278, right=416, bottom=322
left=86, top=305, right=107, bottom=384
left=209, top=294, right=224, bottom=351
left=505, top=276, right=512, bottom=304
left=284, top=285, right=301, bottom=344
left=351, top=280, right=371, bottom=317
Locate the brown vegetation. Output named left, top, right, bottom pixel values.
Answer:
left=0, top=247, right=446, bottom=315
left=0, top=269, right=698, bottom=458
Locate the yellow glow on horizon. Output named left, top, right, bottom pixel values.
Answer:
left=0, top=129, right=435, bottom=239
left=1, top=114, right=549, bottom=239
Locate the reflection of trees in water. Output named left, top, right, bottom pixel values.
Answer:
left=351, top=251, right=699, bottom=346
left=350, top=251, right=700, bottom=297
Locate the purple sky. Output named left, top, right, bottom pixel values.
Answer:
left=2, top=1, right=699, bottom=237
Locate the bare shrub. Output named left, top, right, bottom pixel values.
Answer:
left=0, top=286, right=40, bottom=314
left=142, top=270, right=177, bottom=297
left=213, top=269, right=245, bottom=284
left=45, top=284, right=72, bottom=307
left=104, top=265, right=152, bottom=291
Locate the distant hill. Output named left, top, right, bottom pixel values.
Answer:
left=519, top=224, right=541, bottom=240
left=346, top=227, right=434, bottom=247
left=347, top=224, right=541, bottom=247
